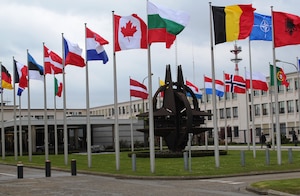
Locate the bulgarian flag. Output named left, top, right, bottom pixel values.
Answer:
left=147, top=1, right=190, bottom=48
left=54, top=77, right=63, bottom=97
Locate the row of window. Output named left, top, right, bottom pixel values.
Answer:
left=94, top=102, right=149, bottom=117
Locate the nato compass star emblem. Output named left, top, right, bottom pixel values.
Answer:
left=260, top=18, right=271, bottom=33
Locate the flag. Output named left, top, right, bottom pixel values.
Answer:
left=250, top=12, right=272, bottom=41
left=114, top=14, right=147, bottom=52
left=273, top=11, right=300, bottom=48
left=186, top=80, right=202, bottom=99
left=14, top=60, right=28, bottom=96
left=245, top=71, right=269, bottom=91
left=44, top=45, right=63, bottom=74
left=63, top=37, right=85, bottom=67
left=159, top=79, right=165, bottom=97
left=224, top=73, right=246, bottom=94
left=270, top=64, right=289, bottom=87
left=28, top=53, right=44, bottom=81
left=204, top=76, right=224, bottom=97
left=1, top=65, right=13, bottom=89
left=212, top=4, right=256, bottom=44
left=54, top=77, right=63, bottom=97
left=130, top=78, right=148, bottom=99
left=86, top=27, right=109, bottom=63
left=147, top=1, right=190, bottom=48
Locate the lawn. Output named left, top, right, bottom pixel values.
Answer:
left=1, top=149, right=300, bottom=177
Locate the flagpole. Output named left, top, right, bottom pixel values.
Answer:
left=203, top=74, right=208, bottom=150
left=54, top=76, right=58, bottom=155
left=223, top=71, right=228, bottom=150
left=18, top=93, right=22, bottom=156
left=62, top=33, right=68, bottom=165
left=209, top=2, right=220, bottom=167
left=43, top=43, right=49, bottom=161
left=248, top=39, right=256, bottom=156
left=244, top=67, right=250, bottom=151
left=84, top=23, right=92, bottom=168
left=271, top=6, right=282, bottom=165
left=129, top=77, right=134, bottom=152
left=13, top=57, right=18, bottom=160
left=112, top=11, right=120, bottom=171
left=1, top=61, right=5, bottom=159
left=27, top=49, right=32, bottom=162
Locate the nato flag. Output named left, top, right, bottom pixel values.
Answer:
left=250, top=13, right=272, bottom=41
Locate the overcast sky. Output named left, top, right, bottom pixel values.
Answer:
left=1, top=0, right=300, bottom=109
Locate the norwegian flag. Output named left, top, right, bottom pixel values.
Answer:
left=224, top=73, right=246, bottom=94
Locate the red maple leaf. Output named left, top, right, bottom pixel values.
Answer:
left=121, top=20, right=137, bottom=38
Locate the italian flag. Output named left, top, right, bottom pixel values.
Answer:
left=147, top=1, right=190, bottom=48
left=54, top=77, right=63, bottom=97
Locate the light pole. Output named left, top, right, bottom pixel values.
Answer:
left=276, top=59, right=300, bottom=134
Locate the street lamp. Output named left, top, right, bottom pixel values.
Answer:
left=276, top=59, right=300, bottom=133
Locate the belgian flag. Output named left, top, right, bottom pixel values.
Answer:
left=212, top=4, right=256, bottom=44
left=1, top=65, right=13, bottom=90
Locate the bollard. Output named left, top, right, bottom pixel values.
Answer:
left=131, top=153, right=136, bottom=172
left=240, top=150, right=245, bottom=167
left=288, top=148, right=293, bottom=164
left=265, top=148, right=270, bottom=165
left=71, top=159, right=77, bottom=176
left=17, top=161, right=23, bottom=179
left=183, top=151, right=188, bottom=170
left=45, top=160, right=51, bottom=177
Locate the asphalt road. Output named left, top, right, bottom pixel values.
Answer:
left=0, top=164, right=299, bottom=196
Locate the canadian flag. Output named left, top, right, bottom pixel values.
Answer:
left=130, top=78, right=148, bottom=99
left=114, top=14, right=148, bottom=52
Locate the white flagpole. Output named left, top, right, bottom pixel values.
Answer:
left=1, top=62, right=5, bottom=159
left=43, top=43, right=49, bottom=160
left=112, top=11, right=120, bottom=170
left=271, top=6, right=282, bottom=165
left=248, top=39, right=256, bottom=156
left=13, top=57, right=18, bottom=160
left=62, top=33, right=68, bottom=165
left=27, top=49, right=32, bottom=162
left=209, top=2, right=220, bottom=167
left=223, top=72, right=228, bottom=150
left=18, top=93, right=22, bottom=156
left=54, top=76, right=58, bottom=155
left=203, top=75, right=208, bottom=150
left=84, top=23, right=92, bottom=168
left=244, top=66, right=250, bottom=151
left=129, top=77, right=134, bottom=152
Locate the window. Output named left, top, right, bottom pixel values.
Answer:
left=254, top=104, right=260, bottom=116
left=297, top=100, right=299, bottom=112
left=279, top=101, right=285, bottom=113
left=207, top=110, right=212, bottom=120
left=226, top=108, right=231, bottom=118
left=287, top=100, right=294, bottom=113
left=234, top=126, right=239, bottom=137
left=233, top=107, right=238, bottom=118
left=225, top=92, right=230, bottom=100
left=286, top=79, right=292, bottom=91
left=206, top=94, right=211, bottom=103
left=261, top=90, right=267, bottom=96
left=253, top=90, right=259, bottom=96
left=280, top=123, right=286, bottom=134
left=219, top=108, right=224, bottom=119
left=232, top=93, right=237, bottom=100
left=295, top=79, right=299, bottom=90
left=262, top=103, right=268, bottom=115
left=278, top=85, right=284, bottom=93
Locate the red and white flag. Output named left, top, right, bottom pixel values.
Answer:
left=130, top=78, right=148, bottom=99
left=224, top=73, right=246, bottom=94
left=114, top=14, right=147, bottom=52
left=63, top=37, right=85, bottom=67
left=245, top=71, right=268, bottom=91
left=44, top=45, right=63, bottom=74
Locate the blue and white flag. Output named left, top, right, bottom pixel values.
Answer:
left=86, top=27, right=109, bottom=63
left=250, top=13, right=272, bottom=41
left=28, top=53, right=44, bottom=81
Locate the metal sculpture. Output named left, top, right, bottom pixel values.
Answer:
left=137, top=65, right=213, bottom=152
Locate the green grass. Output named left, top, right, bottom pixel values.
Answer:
left=252, top=179, right=300, bottom=195
left=1, top=149, right=300, bottom=177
